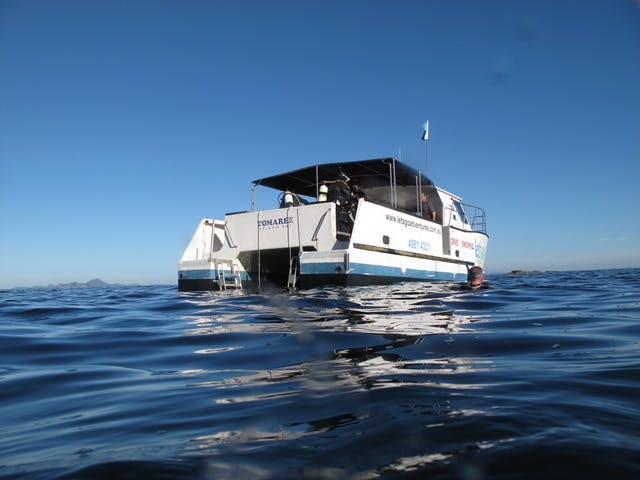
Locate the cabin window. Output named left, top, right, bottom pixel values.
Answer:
left=453, top=200, right=468, bottom=224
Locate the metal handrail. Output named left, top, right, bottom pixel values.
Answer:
left=444, top=202, right=487, bottom=234
left=463, top=202, right=487, bottom=234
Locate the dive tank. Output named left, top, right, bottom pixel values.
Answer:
left=318, top=184, right=328, bottom=202
left=283, top=191, right=294, bottom=208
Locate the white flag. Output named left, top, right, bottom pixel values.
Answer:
left=422, top=120, right=429, bottom=141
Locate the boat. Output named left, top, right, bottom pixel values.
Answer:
left=178, top=157, right=488, bottom=291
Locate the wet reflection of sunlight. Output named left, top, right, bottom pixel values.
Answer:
left=350, top=355, right=492, bottom=390
left=180, top=282, right=495, bottom=397
left=179, top=282, right=496, bottom=470
left=380, top=441, right=497, bottom=475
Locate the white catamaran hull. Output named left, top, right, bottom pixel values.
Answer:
left=178, top=199, right=487, bottom=290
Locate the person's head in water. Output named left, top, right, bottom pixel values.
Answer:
left=468, top=266, right=484, bottom=289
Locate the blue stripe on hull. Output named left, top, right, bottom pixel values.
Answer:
left=301, top=261, right=467, bottom=282
left=179, top=263, right=467, bottom=287
left=178, top=269, right=250, bottom=281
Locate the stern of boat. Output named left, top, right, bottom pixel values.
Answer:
left=177, top=218, right=247, bottom=291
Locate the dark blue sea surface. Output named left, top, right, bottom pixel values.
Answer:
left=1, top=269, right=639, bottom=479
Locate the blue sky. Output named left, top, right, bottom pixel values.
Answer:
left=1, top=0, right=639, bottom=288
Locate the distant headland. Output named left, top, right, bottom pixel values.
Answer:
left=34, top=278, right=116, bottom=289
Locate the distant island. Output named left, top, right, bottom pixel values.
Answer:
left=38, top=278, right=115, bottom=289
left=509, top=270, right=543, bottom=275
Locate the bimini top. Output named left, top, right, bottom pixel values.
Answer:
left=253, top=157, right=433, bottom=198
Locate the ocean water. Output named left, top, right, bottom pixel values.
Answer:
left=1, top=269, right=639, bottom=479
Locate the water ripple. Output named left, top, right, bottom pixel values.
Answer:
left=1, top=269, right=639, bottom=478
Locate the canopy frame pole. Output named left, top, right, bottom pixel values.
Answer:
left=415, top=175, right=420, bottom=216
left=384, top=160, right=393, bottom=206
left=418, top=171, right=423, bottom=216
left=392, top=157, right=397, bottom=208
left=251, top=183, right=257, bottom=211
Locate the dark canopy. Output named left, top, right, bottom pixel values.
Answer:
left=252, top=158, right=433, bottom=198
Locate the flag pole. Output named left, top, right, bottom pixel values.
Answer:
left=422, top=120, right=429, bottom=175
left=425, top=134, right=428, bottom=174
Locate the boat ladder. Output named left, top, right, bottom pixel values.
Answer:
left=287, top=255, right=299, bottom=291
left=215, top=259, right=243, bottom=291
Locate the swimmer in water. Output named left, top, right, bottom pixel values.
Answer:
left=467, top=266, right=484, bottom=289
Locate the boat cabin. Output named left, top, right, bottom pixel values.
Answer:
left=252, top=157, right=485, bottom=235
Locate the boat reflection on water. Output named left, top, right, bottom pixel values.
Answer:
left=178, top=282, right=494, bottom=477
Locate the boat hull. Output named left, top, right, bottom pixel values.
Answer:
left=178, top=199, right=487, bottom=291
left=178, top=278, right=218, bottom=292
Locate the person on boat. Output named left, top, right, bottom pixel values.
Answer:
left=326, top=172, right=355, bottom=239
left=421, top=191, right=437, bottom=222
left=327, top=172, right=352, bottom=206
left=351, top=182, right=365, bottom=200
